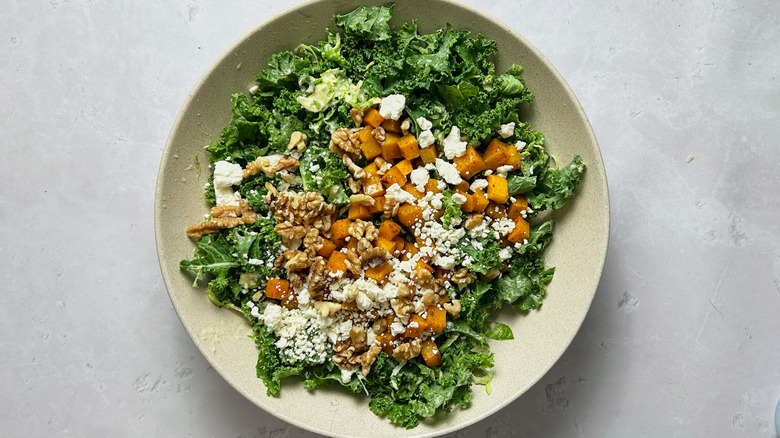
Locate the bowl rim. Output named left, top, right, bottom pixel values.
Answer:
left=155, top=0, right=610, bottom=436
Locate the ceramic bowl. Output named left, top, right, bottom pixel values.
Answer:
left=155, top=1, right=609, bottom=436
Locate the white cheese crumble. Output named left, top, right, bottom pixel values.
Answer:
left=385, top=183, right=417, bottom=205
left=213, top=160, right=244, bottom=206
left=499, top=247, right=513, bottom=261
left=417, top=129, right=435, bottom=148
left=379, top=94, right=406, bottom=120
left=451, top=192, right=467, bottom=205
left=470, top=178, right=488, bottom=192
left=515, top=140, right=527, bottom=151
left=390, top=320, right=405, bottom=336
left=416, top=116, right=433, bottom=131
left=410, top=167, right=429, bottom=192
left=496, top=164, right=514, bottom=178
left=435, top=158, right=462, bottom=185
left=442, top=126, right=467, bottom=159
left=499, top=122, right=516, bottom=138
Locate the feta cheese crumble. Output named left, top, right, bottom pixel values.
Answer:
left=416, top=116, right=432, bottom=131
left=498, top=122, right=515, bottom=138
left=442, top=126, right=467, bottom=159
left=435, top=158, right=462, bottom=185
left=417, top=129, right=435, bottom=148
left=379, top=94, right=406, bottom=120
left=410, top=167, right=429, bottom=192
left=213, top=160, right=243, bottom=206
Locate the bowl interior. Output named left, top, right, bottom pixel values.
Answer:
left=155, top=1, right=609, bottom=436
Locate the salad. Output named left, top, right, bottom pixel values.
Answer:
left=181, top=4, right=584, bottom=428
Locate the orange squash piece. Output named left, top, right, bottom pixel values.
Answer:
left=402, top=183, right=425, bottom=200
left=507, top=216, right=531, bottom=243
left=419, top=145, right=437, bottom=164
left=395, top=159, right=414, bottom=176
left=506, top=144, right=521, bottom=169
left=265, top=278, right=290, bottom=300
left=381, top=119, right=402, bottom=133
left=483, top=138, right=511, bottom=170
left=349, top=203, right=373, bottom=220
left=363, top=108, right=384, bottom=128
left=378, top=220, right=402, bottom=240
left=425, top=305, right=446, bottom=334
left=397, top=203, right=423, bottom=229
left=370, top=196, right=385, bottom=215
left=364, top=162, right=380, bottom=177
left=397, top=134, right=420, bottom=160
left=401, top=242, right=419, bottom=261
left=330, top=219, right=352, bottom=244
left=424, top=178, right=442, bottom=194
left=485, top=201, right=507, bottom=219
left=381, top=134, right=403, bottom=161
left=327, top=251, right=348, bottom=275
left=486, top=175, right=509, bottom=204
left=363, top=176, right=385, bottom=197
left=392, top=236, right=405, bottom=253
left=452, top=146, right=485, bottom=179
left=317, top=239, right=337, bottom=258
left=472, top=190, right=489, bottom=212
left=360, top=138, right=383, bottom=161
left=507, top=195, right=528, bottom=219
left=374, top=237, right=396, bottom=255
left=365, top=262, right=393, bottom=284
left=380, top=165, right=407, bottom=188
left=421, top=338, right=442, bottom=367
left=404, top=314, right=429, bottom=338
left=458, top=191, right=475, bottom=212
left=358, top=126, right=374, bottom=143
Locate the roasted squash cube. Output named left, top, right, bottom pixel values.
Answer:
left=365, top=262, right=393, bottom=284
left=358, top=126, right=374, bottom=144
left=421, top=338, right=442, bottom=367
left=395, top=159, right=414, bottom=176
left=472, top=190, right=489, bottom=212
left=378, top=220, right=402, bottom=240
left=317, top=239, right=337, bottom=258
left=327, top=251, right=348, bottom=275
left=404, top=314, right=429, bottom=338
left=360, top=138, right=383, bottom=161
left=397, top=134, right=420, bottom=160
left=363, top=176, right=385, bottom=197
left=424, top=178, right=442, bottom=194
left=402, top=183, right=425, bottom=200
left=349, top=203, right=373, bottom=220
left=374, top=236, right=396, bottom=255
left=381, top=134, right=403, bottom=161
left=331, top=219, right=352, bottom=243
left=397, top=203, right=423, bottom=230
left=381, top=119, right=402, bottom=133
left=380, top=165, right=407, bottom=188
left=363, top=108, right=384, bottom=128
left=486, top=174, right=509, bottom=204
left=452, top=146, right=485, bottom=179
left=483, top=138, right=511, bottom=170
left=425, top=305, right=446, bottom=334
left=506, top=216, right=530, bottom=243
left=485, top=201, right=507, bottom=219
left=507, top=195, right=529, bottom=219
left=419, top=145, right=437, bottom=164
left=364, top=162, right=380, bottom=177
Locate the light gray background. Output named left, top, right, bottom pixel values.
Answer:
left=2, top=0, right=778, bottom=437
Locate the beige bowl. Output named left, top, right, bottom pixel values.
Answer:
left=155, top=1, right=609, bottom=436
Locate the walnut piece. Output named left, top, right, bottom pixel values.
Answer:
left=284, top=251, right=310, bottom=271
left=342, top=155, right=368, bottom=180
left=287, top=131, right=307, bottom=152
left=464, top=214, right=485, bottom=231
left=420, top=293, right=439, bottom=308
left=349, top=194, right=375, bottom=206
left=331, top=128, right=362, bottom=156
left=373, top=157, right=392, bottom=175
left=186, top=200, right=258, bottom=238
left=314, top=301, right=342, bottom=317
left=349, top=326, right=366, bottom=351
left=451, top=268, right=475, bottom=286
left=347, top=178, right=362, bottom=193
left=307, top=257, right=331, bottom=295
left=391, top=339, right=422, bottom=362
left=357, top=344, right=381, bottom=376
left=400, top=118, right=411, bottom=135
left=349, top=108, right=363, bottom=127
left=361, top=247, right=390, bottom=269
left=271, top=156, right=299, bottom=173
left=391, top=298, right=414, bottom=319
left=372, top=318, right=388, bottom=335
left=443, top=299, right=461, bottom=318
left=372, top=126, right=386, bottom=144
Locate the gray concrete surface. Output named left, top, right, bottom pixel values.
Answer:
left=2, top=0, right=779, bottom=436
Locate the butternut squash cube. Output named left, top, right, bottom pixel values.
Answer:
left=381, top=133, right=403, bottom=161
left=381, top=119, right=402, bottom=133
left=421, top=338, right=442, bottom=367
left=397, top=203, right=423, bottom=230
left=358, top=126, right=374, bottom=144
left=425, top=305, right=446, bottom=334
left=363, top=108, right=384, bottom=128
left=401, top=242, right=419, bottom=261
left=507, top=195, right=529, bottom=219
left=506, top=144, right=521, bottom=169
left=395, top=159, right=414, bottom=176
left=485, top=201, right=507, bottom=219
left=486, top=174, right=509, bottom=204
left=348, top=203, right=373, bottom=220
left=370, top=196, right=385, bottom=215
left=458, top=191, right=475, bottom=212
left=424, top=178, right=442, bottom=194
left=472, top=189, right=489, bottom=212
left=265, top=278, right=291, bottom=300
left=404, top=314, right=429, bottom=338
left=378, top=220, right=402, bottom=240
left=419, top=145, right=437, bottom=164
left=363, top=176, right=385, bottom=197
left=364, top=162, right=380, bottom=177
left=398, top=134, right=420, bottom=160
left=365, top=262, right=393, bottom=284
left=452, top=146, right=485, bottom=179
left=393, top=236, right=405, bottom=253
left=483, top=138, right=511, bottom=170
left=380, top=165, right=407, bottom=188
left=374, top=237, right=396, bottom=255
left=317, top=239, right=337, bottom=258
left=506, top=216, right=531, bottom=243
left=360, top=138, right=383, bottom=160
left=402, top=183, right=425, bottom=200
left=330, top=219, right=352, bottom=243
left=327, top=251, right=348, bottom=275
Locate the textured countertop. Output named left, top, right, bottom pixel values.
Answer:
left=2, top=0, right=779, bottom=436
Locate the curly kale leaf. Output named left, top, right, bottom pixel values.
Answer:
left=528, top=155, right=586, bottom=212
left=334, top=4, right=394, bottom=42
